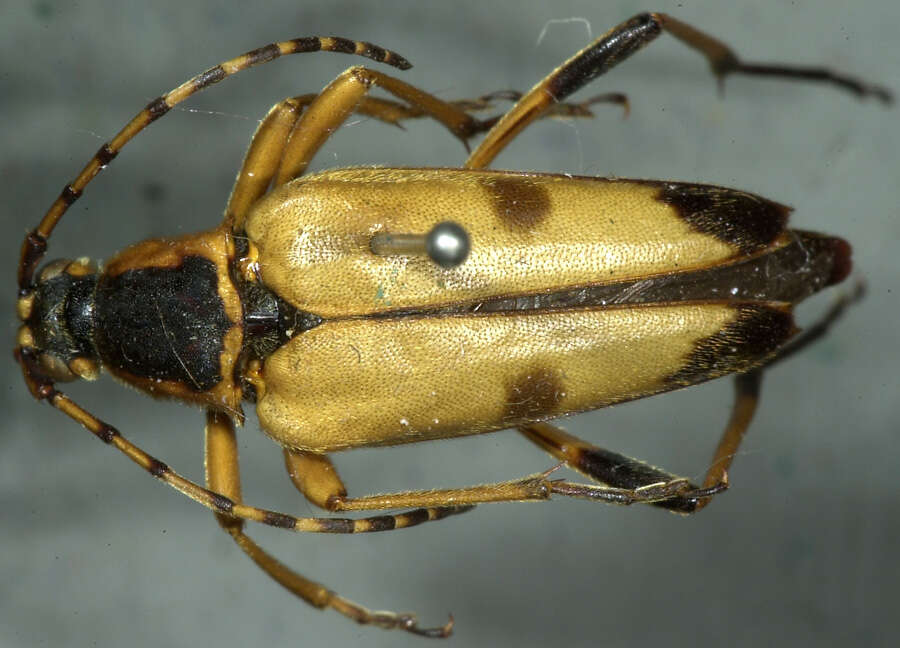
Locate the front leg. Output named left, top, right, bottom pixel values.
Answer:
left=205, top=410, right=457, bottom=637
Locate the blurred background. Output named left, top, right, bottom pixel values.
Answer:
left=2, top=1, right=898, bottom=646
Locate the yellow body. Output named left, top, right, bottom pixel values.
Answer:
left=245, top=168, right=791, bottom=451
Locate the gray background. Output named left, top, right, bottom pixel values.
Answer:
left=2, top=1, right=898, bottom=647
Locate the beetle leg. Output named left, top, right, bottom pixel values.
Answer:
left=205, top=411, right=454, bottom=637
left=466, top=12, right=892, bottom=169
left=281, top=446, right=716, bottom=514
left=286, top=90, right=628, bottom=130
left=515, top=367, right=764, bottom=515
left=268, top=66, right=487, bottom=185
left=284, top=448, right=553, bottom=511
left=260, top=68, right=627, bottom=187
left=225, top=97, right=306, bottom=230
left=520, top=367, right=760, bottom=514
left=283, top=448, right=348, bottom=510
left=693, top=283, right=864, bottom=508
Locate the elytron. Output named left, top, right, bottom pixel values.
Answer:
left=15, top=13, right=891, bottom=637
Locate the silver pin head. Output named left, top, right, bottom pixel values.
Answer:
left=425, top=222, right=470, bottom=269
left=370, top=221, right=470, bottom=269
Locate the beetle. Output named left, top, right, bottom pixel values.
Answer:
left=14, top=13, right=892, bottom=638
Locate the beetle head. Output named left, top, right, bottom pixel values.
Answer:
left=16, top=257, right=100, bottom=383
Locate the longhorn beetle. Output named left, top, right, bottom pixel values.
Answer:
left=15, top=13, right=892, bottom=637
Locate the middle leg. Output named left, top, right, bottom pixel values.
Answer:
left=284, top=447, right=555, bottom=512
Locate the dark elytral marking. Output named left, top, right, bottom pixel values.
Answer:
left=262, top=511, right=297, bottom=529
left=505, top=367, right=566, bottom=423
left=148, top=458, right=169, bottom=478
left=547, top=13, right=661, bottom=101
left=480, top=176, right=551, bottom=230
left=231, top=236, right=321, bottom=396
left=669, top=305, right=795, bottom=386
left=95, top=144, right=118, bottom=166
left=145, top=96, right=171, bottom=121
left=384, top=230, right=849, bottom=318
left=193, top=65, right=227, bottom=90
left=652, top=181, right=789, bottom=255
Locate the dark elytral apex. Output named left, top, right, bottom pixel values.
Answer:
left=649, top=181, right=791, bottom=255
left=670, top=305, right=796, bottom=386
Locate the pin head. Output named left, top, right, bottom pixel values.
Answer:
left=425, top=222, right=470, bottom=269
